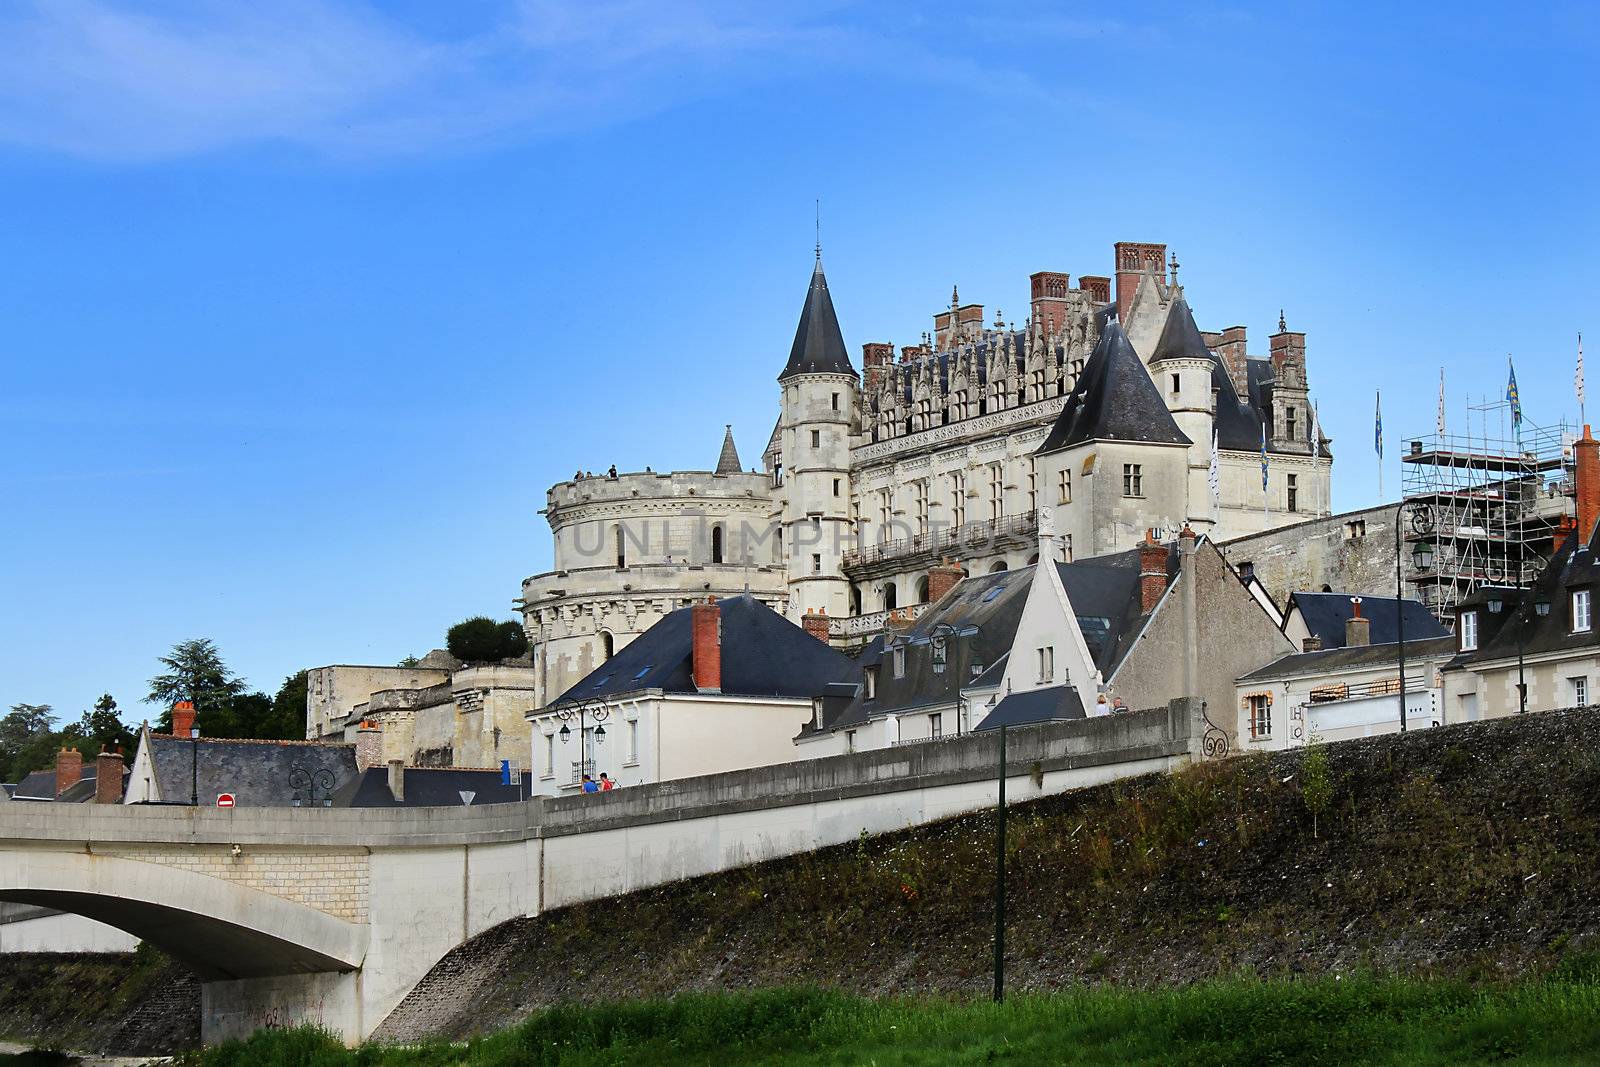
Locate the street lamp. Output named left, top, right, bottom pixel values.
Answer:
left=288, top=765, right=335, bottom=808
left=190, top=726, right=200, bottom=807
left=926, top=622, right=980, bottom=734
left=554, top=699, right=609, bottom=787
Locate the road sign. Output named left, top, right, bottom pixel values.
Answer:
left=458, top=790, right=476, bottom=807
left=216, top=793, right=235, bottom=808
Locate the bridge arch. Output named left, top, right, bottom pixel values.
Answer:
left=0, top=848, right=367, bottom=981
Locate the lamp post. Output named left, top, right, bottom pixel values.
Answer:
left=555, top=699, right=609, bottom=786
left=1396, top=503, right=1436, bottom=733
left=928, top=622, right=980, bottom=735
left=190, top=726, right=199, bottom=807
left=288, top=765, right=335, bottom=808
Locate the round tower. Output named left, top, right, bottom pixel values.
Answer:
left=777, top=254, right=858, bottom=620
left=1149, top=297, right=1223, bottom=534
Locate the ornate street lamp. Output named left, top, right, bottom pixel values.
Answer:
left=289, top=765, right=335, bottom=808
left=554, top=699, right=609, bottom=787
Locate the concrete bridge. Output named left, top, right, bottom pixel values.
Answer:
left=0, top=702, right=1199, bottom=1044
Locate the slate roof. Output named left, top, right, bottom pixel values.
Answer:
left=1286, top=592, right=1448, bottom=649
left=552, top=594, right=859, bottom=706
left=813, top=549, right=1157, bottom=735
left=142, top=735, right=359, bottom=808
left=1449, top=526, right=1600, bottom=667
left=11, top=770, right=62, bottom=801
left=715, top=426, right=743, bottom=474
left=1037, top=321, right=1189, bottom=454
left=343, top=767, right=534, bottom=807
left=973, top=685, right=1086, bottom=731
left=1239, top=635, right=1458, bottom=682
left=778, top=260, right=857, bottom=381
left=7, top=762, right=121, bottom=803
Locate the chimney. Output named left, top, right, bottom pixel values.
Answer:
left=386, top=759, right=406, bottom=803
left=1078, top=275, right=1111, bottom=306
left=1029, top=271, right=1070, bottom=334
left=691, top=596, right=722, bottom=693
left=1346, top=597, right=1371, bottom=647
left=1209, top=326, right=1250, bottom=398
left=171, top=700, right=196, bottom=739
left=1576, top=425, right=1600, bottom=540
left=801, top=608, right=831, bottom=644
left=927, top=559, right=967, bottom=604
left=95, top=749, right=125, bottom=805
left=1302, top=636, right=1323, bottom=653
left=355, top=720, right=384, bottom=773
left=55, top=748, right=83, bottom=798
left=1139, top=532, right=1168, bottom=614
left=1113, top=242, right=1166, bottom=323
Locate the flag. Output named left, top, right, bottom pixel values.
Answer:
left=1309, top=400, right=1320, bottom=458
left=1260, top=422, right=1269, bottom=492
left=1208, top=430, right=1220, bottom=509
left=1437, top=368, right=1447, bottom=437
left=1507, top=357, right=1522, bottom=433
left=1375, top=391, right=1383, bottom=459
left=1579, top=333, right=1586, bottom=419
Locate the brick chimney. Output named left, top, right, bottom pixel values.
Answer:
left=1078, top=275, right=1111, bottom=306
left=1029, top=271, right=1071, bottom=334
left=862, top=342, right=895, bottom=390
left=95, top=749, right=125, bottom=804
left=801, top=608, right=831, bottom=644
left=1204, top=325, right=1250, bottom=398
left=55, top=747, right=82, bottom=798
left=691, top=596, right=722, bottom=693
left=171, top=700, right=196, bottom=738
left=1302, top=636, right=1323, bottom=653
left=927, top=559, right=967, bottom=604
left=1345, top=597, right=1371, bottom=648
left=386, top=759, right=406, bottom=803
left=1114, top=242, right=1166, bottom=323
left=1139, top=532, right=1168, bottom=614
left=355, top=720, right=384, bottom=773
left=1575, top=424, right=1600, bottom=540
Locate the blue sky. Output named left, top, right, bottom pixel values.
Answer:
left=1, top=1, right=1596, bottom=729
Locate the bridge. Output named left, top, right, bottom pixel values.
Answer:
left=0, top=702, right=1199, bottom=1044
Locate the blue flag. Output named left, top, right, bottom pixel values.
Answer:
left=500, top=759, right=512, bottom=785
left=1506, top=357, right=1522, bottom=432
left=1260, top=423, right=1269, bottom=492
left=1374, top=391, right=1383, bottom=458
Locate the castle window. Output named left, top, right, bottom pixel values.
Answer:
left=833, top=478, right=841, bottom=497
left=1064, top=533, right=1073, bottom=562
left=1345, top=519, right=1366, bottom=539
left=711, top=525, right=724, bottom=564
left=1287, top=474, right=1298, bottom=513
left=1286, top=407, right=1298, bottom=440
left=1059, top=469, right=1072, bottom=504
left=1122, top=464, right=1143, bottom=497
left=1027, top=459, right=1038, bottom=514
left=989, top=464, right=1004, bottom=520
left=615, top=526, right=627, bottom=568
left=1171, top=373, right=1180, bottom=396
left=811, top=429, right=821, bottom=448
left=951, top=472, right=966, bottom=528
left=916, top=576, right=930, bottom=603
left=812, top=553, right=822, bottom=575
left=601, top=631, right=615, bottom=661
left=831, top=392, right=840, bottom=411
left=883, top=582, right=898, bottom=610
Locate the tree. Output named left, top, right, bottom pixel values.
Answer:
left=446, top=617, right=528, bottom=663
left=397, top=654, right=421, bottom=668
left=59, top=694, right=136, bottom=762
left=0, top=703, right=57, bottom=784
left=144, top=638, right=248, bottom=732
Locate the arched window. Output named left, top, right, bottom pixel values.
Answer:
left=614, top=525, right=626, bottom=569
left=882, top=582, right=898, bottom=611
left=989, top=560, right=1009, bottom=573
left=915, top=576, right=930, bottom=603
left=711, top=525, right=724, bottom=564
left=600, top=631, right=615, bottom=661
left=850, top=585, right=863, bottom=616
left=1027, top=552, right=1040, bottom=565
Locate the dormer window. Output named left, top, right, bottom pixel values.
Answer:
left=863, top=665, right=878, bottom=699
left=1459, top=610, right=1478, bottom=651
left=1573, top=589, right=1592, bottom=634
left=892, top=645, right=906, bottom=678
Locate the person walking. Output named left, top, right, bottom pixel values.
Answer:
left=599, top=773, right=614, bottom=791
left=581, top=774, right=599, bottom=794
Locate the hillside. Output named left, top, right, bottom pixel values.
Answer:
left=377, top=706, right=1600, bottom=1042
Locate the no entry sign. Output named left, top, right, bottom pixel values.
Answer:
left=216, top=793, right=235, bottom=808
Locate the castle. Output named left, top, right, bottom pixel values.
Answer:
left=517, top=240, right=1333, bottom=711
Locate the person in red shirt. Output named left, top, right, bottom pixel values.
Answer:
left=599, top=773, right=615, bottom=791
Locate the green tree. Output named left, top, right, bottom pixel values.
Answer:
left=59, top=694, right=136, bottom=762
left=447, top=617, right=529, bottom=663
left=0, top=703, right=57, bottom=783
left=397, top=654, right=421, bottom=668
left=1301, top=737, right=1334, bottom=838
left=144, top=638, right=248, bottom=732
left=271, top=670, right=310, bottom=739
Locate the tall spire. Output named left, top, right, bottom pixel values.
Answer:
left=778, top=255, right=857, bottom=381
left=715, top=425, right=743, bottom=474
left=814, top=198, right=822, bottom=265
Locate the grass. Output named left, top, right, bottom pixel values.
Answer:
left=180, top=974, right=1600, bottom=1066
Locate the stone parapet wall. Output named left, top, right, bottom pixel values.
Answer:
left=99, top=845, right=370, bottom=922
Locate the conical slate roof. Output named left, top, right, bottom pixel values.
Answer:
left=1149, top=297, right=1213, bottom=364
left=715, top=425, right=743, bottom=474
left=1036, top=321, right=1191, bottom=454
left=778, top=259, right=856, bottom=381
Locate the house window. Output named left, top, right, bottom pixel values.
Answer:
left=1058, top=469, right=1072, bottom=504
left=542, top=733, right=555, bottom=777
left=1574, top=589, right=1592, bottom=633
left=845, top=730, right=857, bottom=753
left=864, top=665, right=878, bottom=699
left=1570, top=676, right=1589, bottom=706
left=627, top=719, right=639, bottom=764
left=930, top=712, right=943, bottom=739
left=1037, top=646, right=1055, bottom=684
left=892, top=645, right=906, bottom=678
left=1286, top=474, right=1298, bottom=513
left=811, top=429, right=821, bottom=448
left=1122, top=464, right=1143, bottom=497
left=1247, top=694, right=1272, bottom=740
left=1459, top=610, right=1478, bottom=651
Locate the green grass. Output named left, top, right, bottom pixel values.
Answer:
left=179, top=973, right=1600, bottom=1066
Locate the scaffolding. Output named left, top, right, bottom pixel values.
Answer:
left=1401, top=401, right=1576, bottom=616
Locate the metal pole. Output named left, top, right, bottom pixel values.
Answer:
left=1396, top=505, right=1407, bottom=732
left=1518, top=633, right=1528, bottom=714
left=190, top=730, right=198, bottom=807
left=993, top=722, right=1007, bottom=1003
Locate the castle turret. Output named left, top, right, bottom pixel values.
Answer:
left=777, top=255, right=857, bottom=619
left=1150, top=297, right=1223, bottom=534
left=1269, top=312, right=1312, bottom=455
